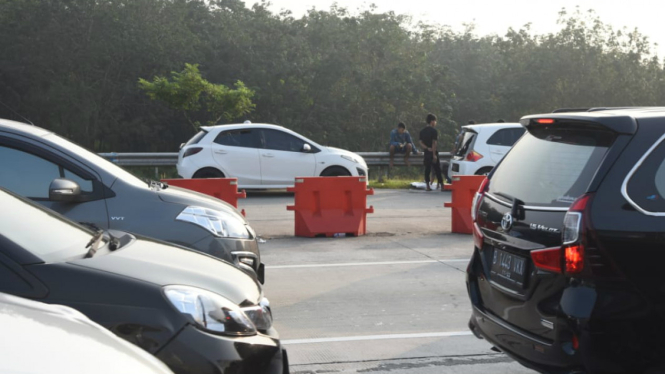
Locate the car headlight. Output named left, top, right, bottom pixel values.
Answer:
left=341, top=155, right=359, bottom=163
left=176, top=206, right=250, bottom=239
left=164, top=285, right=273, bottom=336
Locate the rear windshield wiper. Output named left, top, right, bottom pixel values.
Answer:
left=494, top=192, right=525, bottom=220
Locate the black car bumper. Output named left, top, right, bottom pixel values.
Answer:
left=157, top=325, right=288, bottom=374
left=468, top=306, right=582, bottom=374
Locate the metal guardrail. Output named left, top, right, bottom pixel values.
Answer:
left=98, top=151, right=452, bottom=167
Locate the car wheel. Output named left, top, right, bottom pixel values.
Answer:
left=320, top=166, right=351, bottom=177
left=193, top=168, right=225, bottom=179
left=475, top=167, right=493, bottom=176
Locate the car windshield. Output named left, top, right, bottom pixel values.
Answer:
left=488, top=125, right=616, bottom=208
left=0, top=190, right=95, bottom=262
left=184, top=130, right=208, bottom=147
left=44, top=133, right=148, bottom=189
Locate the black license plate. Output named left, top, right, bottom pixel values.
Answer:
left=490, top=249, right=528, bottom=289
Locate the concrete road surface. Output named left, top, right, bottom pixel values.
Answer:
left=239, top=189, right=536, bottom=374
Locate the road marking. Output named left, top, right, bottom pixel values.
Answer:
left=267, top=259, right=468, bottom=269
left=282, top=331, right=474, bottom=345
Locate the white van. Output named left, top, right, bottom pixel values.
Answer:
left=449, top=122, right=525, bottom=176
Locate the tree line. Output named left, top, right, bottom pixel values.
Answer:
left=0, top=0, right=663, bottom=153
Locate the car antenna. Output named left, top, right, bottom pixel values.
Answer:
left=0, top=99, right=35, bottom=126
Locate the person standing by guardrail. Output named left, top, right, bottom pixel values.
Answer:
left=419, top=113, right=444, bottom=192
left=389, top=122, right=417, bottom=167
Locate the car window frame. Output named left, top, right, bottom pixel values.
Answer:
left=0, top=137, right=106, bottom=202
left=486, top=128, right=526, bottom=147
left=213, top=128, right=261, bottom=149
left=623, top=132, right=665, bottom=216
left=259, top=128, right=320, bottom=153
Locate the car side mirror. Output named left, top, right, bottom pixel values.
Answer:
left=179, top=142, right=185, bottom=150
left=49, top=178, right=81, bottom=203
left=302, top=144, right=312, bottom=152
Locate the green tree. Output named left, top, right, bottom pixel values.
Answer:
left=138, top=63, right=255, bottom=130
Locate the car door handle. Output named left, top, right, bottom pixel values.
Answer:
left=262, top=153, right=275, bottom=158
left=214, top=150, right=227, bottom=155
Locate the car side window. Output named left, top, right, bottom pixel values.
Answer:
left=509, top=128, right=526, bottom=145
left=214, top=129, right=260, bottom=148
left=487, top=128, right=526, bottom=146
left=626, top=141, right=665, bottom=213
left=0, top=146, right=93, bottom=199
left=261, top=129, right=307, bottom=152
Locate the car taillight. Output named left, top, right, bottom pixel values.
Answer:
left=530, top=194, right=592, bottom=274
left=561, top=194, right=592, bottom=275
left=531, top=247, right=562, bottom=273
left=471, top=177, right=489, bottom=222
left=473, top=222, right=484, bottom=249
left=465, top=151, right=483, bottom=162
left=183, top=147, right=203, bottom=158
left=565, top=245, right=584, bottom=273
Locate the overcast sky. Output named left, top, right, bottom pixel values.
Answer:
left=257, top=0, right=664, bottom=56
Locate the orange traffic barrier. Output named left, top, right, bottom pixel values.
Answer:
left=286, top=177, right=374, bottom=237
left=444, top=176, right=486, bottom=234
left=161, top=178, right=247, bottom=215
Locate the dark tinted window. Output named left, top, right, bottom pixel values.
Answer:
left=214, top=129, right=260, bottom=148
left=454, top=130, right=477, bottom=157
left=0, top=146, right=93, bottom=198
left=185, top=130, right=208, bottom=147
left=0, top=191, right=92, bottom=261
left=626, top=141, right=665, bottom=212
left=489, top=126, right=615, bottom=207
left=261, top=129, right=306, bottom=152
left=486, top=128, right=526, bottom=146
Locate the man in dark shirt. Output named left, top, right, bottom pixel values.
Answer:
left=419, top=113, right=443, bottom=191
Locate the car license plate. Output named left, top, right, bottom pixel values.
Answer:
left=490, top=249, right=528, bottom=289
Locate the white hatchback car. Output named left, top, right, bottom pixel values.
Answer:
left=0, top=292, right=173, bottom=374
left=449, top=122, right=525, bottom=176
left=177, top=123, right=368, bottom=188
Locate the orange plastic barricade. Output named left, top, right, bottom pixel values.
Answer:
left=161, top=178, right=247, bottom=215
left=444, top=176, right=486, bottom=234
left=286, top=177, right=374, bottom=237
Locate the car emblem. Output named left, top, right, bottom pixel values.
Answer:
left=501, top=213, right=513, bottom=232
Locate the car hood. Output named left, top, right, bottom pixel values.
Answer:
left=0, top=293, right=173, bottom=374
left=71, top=238, right=261, bottom=305
left=325, top=147, right=367, bottom=166
left=157, top=185, right=247, bottom=224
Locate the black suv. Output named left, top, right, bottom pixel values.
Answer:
left=467, top=108, right=665, bottom=374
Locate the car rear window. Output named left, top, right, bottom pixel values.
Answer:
left=625, top=139, right=665, bottom=213
left=185, top=130, right=208, bottom=147
left=454, top=130, right=477, bottom=157
left=489, top=125, right=616, bottom=208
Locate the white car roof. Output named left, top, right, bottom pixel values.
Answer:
left=462, top=123, right=522, bottom=132
left=201, top=123, right=286, bottom=132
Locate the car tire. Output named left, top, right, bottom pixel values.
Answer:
left=193, top=168, right=225, bottom=179
left=320, top=166, right=351, bottom=177
left=475, top=167, right=493, bottom=176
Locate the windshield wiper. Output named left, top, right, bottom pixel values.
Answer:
left=494, top=192, right=525, bottom=220
left=146, top=179, right=168, bottom=191
left=84, top=231, right=104, bottom=258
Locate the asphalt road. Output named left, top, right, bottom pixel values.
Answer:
left=239, top=189, right=536, bottom=374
